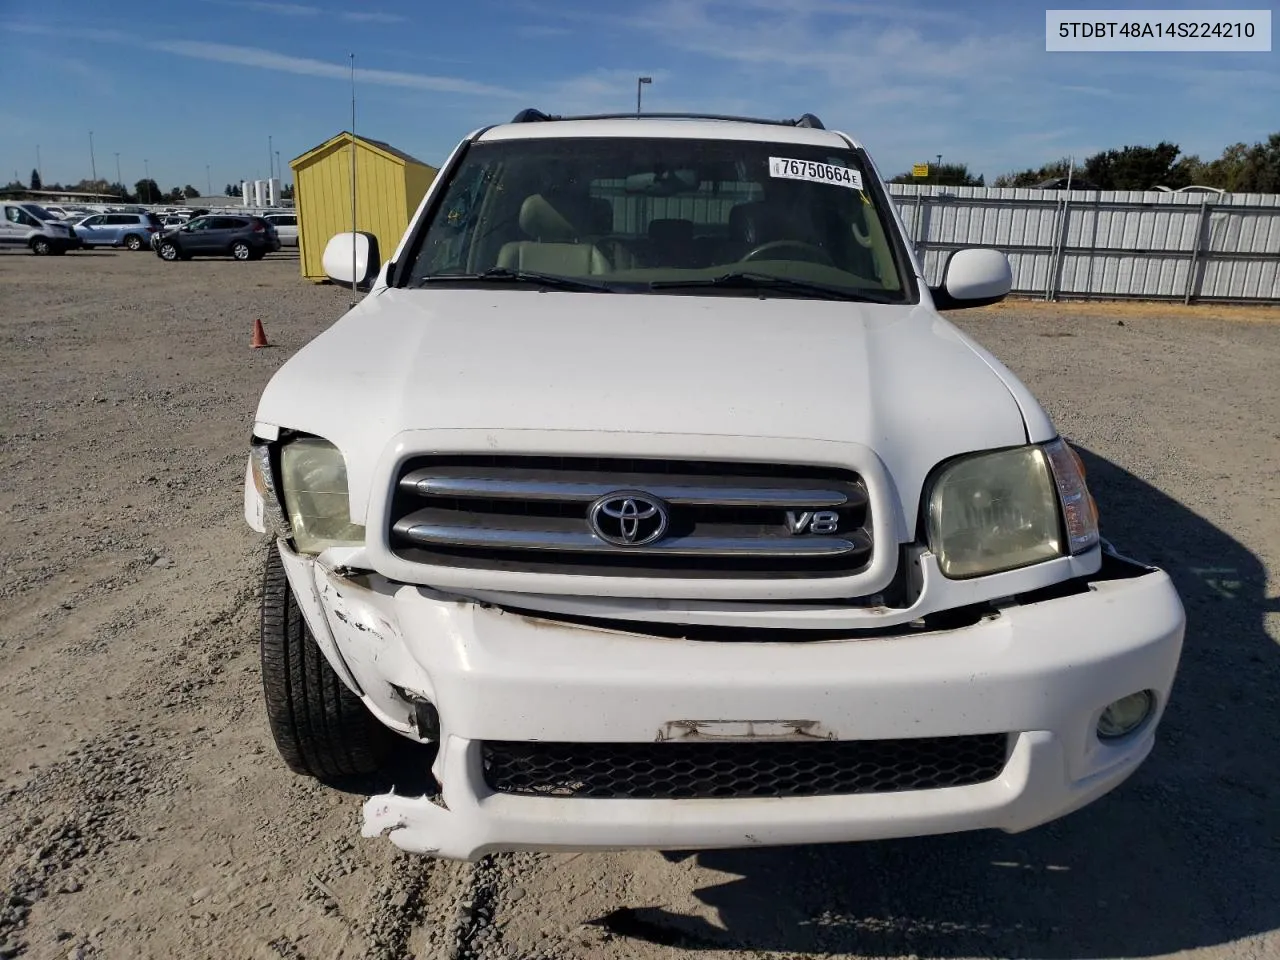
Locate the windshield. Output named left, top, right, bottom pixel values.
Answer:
left=404, top=136, right=911, bottom=301
left=21, top=204, right=60, bottom=222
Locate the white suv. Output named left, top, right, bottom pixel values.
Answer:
left=244, top=110, right=1184, bottom=861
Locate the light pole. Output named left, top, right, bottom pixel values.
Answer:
left=89, top=130, right=97, bottom=184
left=114, top=153, right=121, bottom=191
left=268, top=135, right=274, bottom=182
left=144, top=159, right=150, bottom=202
left=206, top=163, right=212, bottom=197
left=936, top=154, right=942, bottom=167
left=636, top=76, right=652, bottom=115
left=35, top=144, right=41, bottom=182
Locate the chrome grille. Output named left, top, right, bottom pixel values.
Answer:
left=389, top=456, right=873, bottom=578
left=481, top=735, right=1011, bottom=799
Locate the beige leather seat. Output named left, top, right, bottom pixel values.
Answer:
left=497, top=195, right=610, bottom=275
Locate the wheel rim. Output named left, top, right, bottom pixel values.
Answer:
left=234, top=243, right=249, bottom=260
left=127, top=235, right=141, bottom=250
left=161, top=244, right=177, bottom=260
left=34, top=239, right=49, bottom=254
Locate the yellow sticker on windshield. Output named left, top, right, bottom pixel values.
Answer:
left=769, top=156, right=863, bottom=190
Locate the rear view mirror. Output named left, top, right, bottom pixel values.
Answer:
left=931, top=248, right=1012, bottom=310
left=323, top=232, right=381, bottom=287
left=624, top=169, right=701, bottom=195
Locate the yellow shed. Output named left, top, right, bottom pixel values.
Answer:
left=290, top=131, right=438, bottom=281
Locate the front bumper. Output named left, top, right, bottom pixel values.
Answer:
left=277, top=544, right=1184, bottom=861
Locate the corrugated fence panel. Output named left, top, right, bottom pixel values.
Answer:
left=889, top=184, right=1279, bottom=302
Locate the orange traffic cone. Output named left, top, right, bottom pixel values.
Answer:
left=251, top=319, right=270, bottom=349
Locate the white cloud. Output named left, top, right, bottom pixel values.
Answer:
left=239, top=1, right=317, bottom=15
left=146, top=40, right=516, bottom=97
left=342, top=11, right=406, bottom=23
left=207, top=1, right=406, bottom=22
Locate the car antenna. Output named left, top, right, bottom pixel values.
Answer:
left=349, top=52, right=359, bottom=305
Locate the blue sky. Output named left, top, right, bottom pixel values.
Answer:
left=1, top=0, right=1276, bottom=192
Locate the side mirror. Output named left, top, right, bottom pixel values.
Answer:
left=323, top=232, right=381, bottom=287
left=930, top=248, right=1012, bottom=310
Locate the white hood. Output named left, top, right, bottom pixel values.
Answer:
left=256, top=289, right=1037, bottom=530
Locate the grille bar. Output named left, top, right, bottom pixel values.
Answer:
left=395, top=514, right=869, bottom=557
left=481, top=735, right=1010, bottom=799
left=401, top=468, right=859, bottom=508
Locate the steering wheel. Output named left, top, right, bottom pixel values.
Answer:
left=740, top=240, right=834, bottom=266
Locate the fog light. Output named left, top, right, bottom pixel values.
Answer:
left=1097, top=691, right=1155, bottom=739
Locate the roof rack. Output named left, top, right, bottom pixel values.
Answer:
left=509, top=109, right=825, bottom=130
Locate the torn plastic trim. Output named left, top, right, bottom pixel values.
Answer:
left=471, top=545, right=1159, bottom=643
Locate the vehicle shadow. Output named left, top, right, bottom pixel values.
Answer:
left=589, top=447, right=1280, bottom=957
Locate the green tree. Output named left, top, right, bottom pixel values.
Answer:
left=993, top=157, right=1073, bottom=187
left=183, top=185, right=200, bottom=198
left=281, top=183, right=294, bottom=200
left=135, top=178, right=160, bottom=203
left=224, top=183, right=238, bottom=197
left=1083, top=142, right=1186, bottom=190
left=30, top=168, right=42, bottom=190
left=1197, top=134, right=1280, bottom=193
left=889, top=162, right=984, bottom=187
left=107, top=182, right=134, bottom=203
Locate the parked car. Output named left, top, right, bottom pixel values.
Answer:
left=162, top=214, right=190, bottom=228
left=261, top=212, right=297, bottom=247
left=245, top=108, right=1186, bottom=862
left=0, top=201, right=77, bottom=254
left=72, top=212, right=164, bottom=250
left=153, top=214, right=280, bottom=261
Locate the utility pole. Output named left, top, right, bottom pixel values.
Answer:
left=89, top=130, right=97, bottom=183
left=936, top=154, right=943, bottom=167
left=636, top=76, right=652, bottom=115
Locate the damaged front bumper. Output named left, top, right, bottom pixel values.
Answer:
left=276, top=542, right=1184, bottom=861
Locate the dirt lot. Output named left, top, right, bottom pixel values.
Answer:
left=1, top=250, right=1278, bottom=960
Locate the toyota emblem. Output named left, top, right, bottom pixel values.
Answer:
left=588, top=492, right=669, bottom=546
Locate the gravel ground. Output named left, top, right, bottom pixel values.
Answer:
left=1, top=249, right=1277, bottom=960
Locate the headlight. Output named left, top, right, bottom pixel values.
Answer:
left=927, top=446, right=1063, bottom=578
left=277, top=438, right=365, bottom=555
left=926, top=440, right=1100, bottom=579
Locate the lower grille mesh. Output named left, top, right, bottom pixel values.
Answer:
left=481, top=735, right=1009, bottom=800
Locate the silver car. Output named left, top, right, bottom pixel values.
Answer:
left=73, top=212, right=164, bottom=250
left=262, top=213, right=297, bottom=247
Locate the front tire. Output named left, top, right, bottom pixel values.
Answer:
left=232, top=241, right=251, bottom=261
left=260, top=543, right=393, bottom=781
left=158, top=241, right=179, bottom=261
left=31, top=237, right=51, bottom=256
left=124, top=234, right=144, bottom=251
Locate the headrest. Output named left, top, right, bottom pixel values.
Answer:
left=519, top=194, right=576, bottom=241
left=584, top=197, right=613, bottom=234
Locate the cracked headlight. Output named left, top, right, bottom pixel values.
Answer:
left=927, top=445, right=1063, bottom=579
left=278, top=438, right=366, bottom=555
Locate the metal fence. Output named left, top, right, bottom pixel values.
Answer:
left=888, top=184, right=1280, bottom=304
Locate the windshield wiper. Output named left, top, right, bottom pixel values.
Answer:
left=416, top=268, right=613, bottom=292
left=649, top=272, right=892, bottom=303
